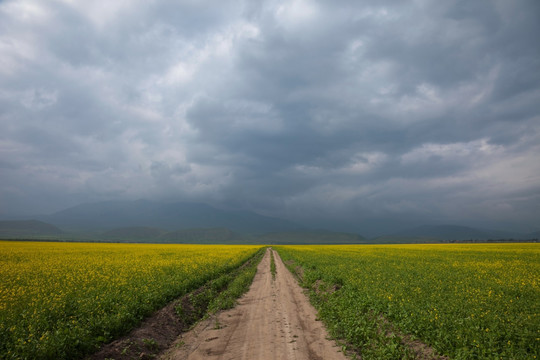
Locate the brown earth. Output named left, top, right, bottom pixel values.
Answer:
left=88, top=288, right=195, bottom=360
left=160, top=248, right=348, bottom=360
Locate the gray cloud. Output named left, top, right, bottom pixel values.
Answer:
left=1, top=0, right=539, bottom=234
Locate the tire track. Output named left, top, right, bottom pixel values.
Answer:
left=161, top=248, right=347, bottom=360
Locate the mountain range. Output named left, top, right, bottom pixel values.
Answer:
left=374, top=224, right=537, bottom=243
left=0, top=220, right=63, bottom=237
left=0, top=200, right=538, bottom=243
left=39, top=199, right=302, bottom=234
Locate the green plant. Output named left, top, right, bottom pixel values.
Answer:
left=270, top=249, right=276, bottom=280
left=276, top=244, right=539, bottom=359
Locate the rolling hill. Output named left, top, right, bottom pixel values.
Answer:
left=101, top=227, right=167, bottom=241
left=258, top=230, right=367, bottom=244
left=157, top=228, right=250, bottom=244
left=374, top=224, right=525, bottom=242
left=0, top=220, right=63, bottom=238
left=40, top=200, right=303, bottom=234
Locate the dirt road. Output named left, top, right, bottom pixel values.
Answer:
left=161, top=248, right=348, bottom=360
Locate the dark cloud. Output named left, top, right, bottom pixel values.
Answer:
left=1, top=0, right=539, bottom=234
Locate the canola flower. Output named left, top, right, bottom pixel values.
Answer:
left=0, top=241, right=262, bottom=359
left=276, top=243, right=540, bottom=360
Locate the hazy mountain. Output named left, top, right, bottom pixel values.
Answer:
left=0, top=220, right=63, bottom=238
left=259, top=230, right=366, bottom=244
left=158, top=228, right=251, bottom=244
left=6, top=203, right=535, bottom=243
left=100, top=226, right=250, bottom=243
left=379, top=224, right=524, bottom=242
left=99, top=227, right=364, bottom=244
left=370, top=236, right=441, bottom=244
left=101, top=227, right=167, bottom=241
left=40, top=200, right=303, bottom=234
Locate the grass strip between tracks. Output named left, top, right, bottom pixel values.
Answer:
left=270, top=249, right=276, bottom=280
left=177, top=247, right=265, bottom=322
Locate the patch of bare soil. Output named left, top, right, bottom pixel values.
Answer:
left=403, top=336, right=449, bottom=360
left=284, top=259, right=304, bottom=281
left=87, top=293, right=194, bottom=360
left=161, top=249, right=348, bottom=360
left=374, top=313, right=449, bottom=360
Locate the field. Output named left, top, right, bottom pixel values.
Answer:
left=2, top=242, right=538, bottom=360
left=0, top=241, right=262, bottom=359
left=275, top=244, right=539, bottom=359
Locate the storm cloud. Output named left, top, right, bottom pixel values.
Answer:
left=1, top=0, right=539, bottom=234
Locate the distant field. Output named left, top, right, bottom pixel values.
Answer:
left=276, top=244, right=540, bottom=359
left=0, top=241, right=262, bottom=359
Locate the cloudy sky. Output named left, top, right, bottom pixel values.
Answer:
left=1, top=0, right=539, bottom=234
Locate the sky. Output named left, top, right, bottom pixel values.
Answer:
left=1, top=0, right=539, bottom=235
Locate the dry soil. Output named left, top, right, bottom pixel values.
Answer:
left=160, top=248, right=348, bottom=360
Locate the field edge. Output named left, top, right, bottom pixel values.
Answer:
left=86, top=247, right=265, bottom=360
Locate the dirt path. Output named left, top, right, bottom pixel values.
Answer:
left=161, top=248, right=348, bottom=360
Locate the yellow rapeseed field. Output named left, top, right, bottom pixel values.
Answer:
left=0, top=241, right=262, bottom=359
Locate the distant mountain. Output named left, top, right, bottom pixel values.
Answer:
left=377, top=224, right=524, bottom=242
left=370, top=236, right=441, bottom=244
left=258, top=230, right=366, bottom=244
left=100, top=226, right=251, bottom=243
left=0, top=220, right=63, bottom=238
left=101, top=227, right=167, bottom=241
left=40, top=200, right=303, bottom=234
left=158, top=228, right=251, bottom=244
left=99, top=227, right=364, bottom=244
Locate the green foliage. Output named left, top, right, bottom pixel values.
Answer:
left=207, top=250, right=262, bottom=313
left=276, top=244, right=540, bottom=360
left=175, top=248, right=264, bottom=324
left=141, top=338, right=158, bottom=351
left=270, top=250, right=276, bottom=280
